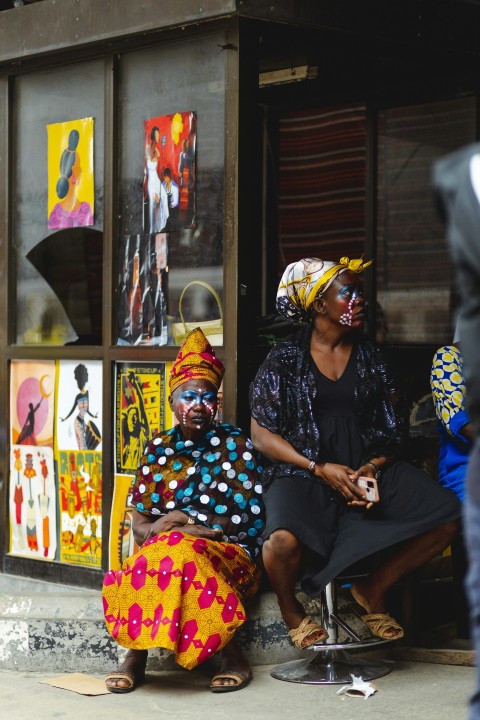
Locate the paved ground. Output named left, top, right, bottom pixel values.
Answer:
left=1, top=660, right=475, bottom=720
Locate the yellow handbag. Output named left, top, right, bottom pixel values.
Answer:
left=172, top=280, right=223, bottom=346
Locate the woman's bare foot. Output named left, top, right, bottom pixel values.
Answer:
left=105, top=649, right=148, bottom=692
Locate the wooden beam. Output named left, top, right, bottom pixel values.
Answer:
left=393, top=646, right=475, bottom=667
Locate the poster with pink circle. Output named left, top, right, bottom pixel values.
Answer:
left=10, top=360, right=55, bottom=447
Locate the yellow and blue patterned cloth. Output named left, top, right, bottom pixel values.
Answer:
left=430, top=344, right=471, bottom=501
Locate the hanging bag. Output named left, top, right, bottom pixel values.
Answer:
left=172, top=280, right=223, bottom=346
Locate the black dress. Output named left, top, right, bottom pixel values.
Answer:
left=262, top=346, right=461, bottom=596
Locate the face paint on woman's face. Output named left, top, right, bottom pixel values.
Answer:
left=337, top=283, right=365, bottom=326
left=176, top=388, right=217, bottom=428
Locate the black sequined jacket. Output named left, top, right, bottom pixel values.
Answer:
left=249, top=325, right=409, bottom=486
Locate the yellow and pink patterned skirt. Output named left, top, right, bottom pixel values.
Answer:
left=102, top=530, right=260, bottom=670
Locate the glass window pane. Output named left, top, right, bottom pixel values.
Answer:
left=376, top=97, right=476, bottom=344
left=13, top=60, right=104, bottom=345
left=117, top=31, right=225, bottom=346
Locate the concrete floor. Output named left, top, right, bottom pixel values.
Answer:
left=1, top=660, right=476, bottom=720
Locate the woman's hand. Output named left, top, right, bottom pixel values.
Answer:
left=314, top=462, right=371, bottom=507
left=346, top=463, right=383, bottom=510
left=182, top=524, right=224, bottom=540
left=140, top=510, right=192, bottom=543
left=133, top=510, right=193, bottom=545
left=348, top=463, right=376, bottom=483
left=137, top=510, right=224, bottom=544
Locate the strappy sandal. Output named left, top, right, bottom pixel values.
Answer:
left=288, top=615, right=328, bottom=649
left=105, top=667, right=145, bottom=694
left=210, top=668, right=253, bottom=693
left=360, top=612, right=404, bottom=640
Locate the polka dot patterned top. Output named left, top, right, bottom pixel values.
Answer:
left=130, top=423, right=265, bottom=559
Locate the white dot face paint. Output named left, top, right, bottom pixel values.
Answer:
left=336, top=283, right=364, bottom=327
left=175, top=387, right=218, bottom=430
left=339, top=295, right=355, bottom=326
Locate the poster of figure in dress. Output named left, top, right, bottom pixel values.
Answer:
left=57, top=361, right=102, bottom=451
left=115, top=362, right=170, bottom=473
left=143, top=111, right=196, bottom=233
left=47, top=117, right=94, bottom=230
left=56, top=360, right=102, bottom=566
left=117, top=233, right=169, bottom=346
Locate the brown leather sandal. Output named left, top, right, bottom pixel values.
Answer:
left=210, top=668, right=253, bottom=693
left=288, top=615, right=328, bottom=649
left=360, top=612, right=404, bottom=640
left=105, top=667, right=145, bottom=694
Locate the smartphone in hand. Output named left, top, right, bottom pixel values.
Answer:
left=357, top=476, right=380, bottom=503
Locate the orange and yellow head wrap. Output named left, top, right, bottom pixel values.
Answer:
left=169, top=327, right=225, bottom=394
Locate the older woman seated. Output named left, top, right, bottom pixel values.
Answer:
left=103, top=328, right=265, bottom=693
left=249, top=256, right=461, bottom=649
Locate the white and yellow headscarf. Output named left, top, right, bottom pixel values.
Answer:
left=276, top=256, right=373, bottom=322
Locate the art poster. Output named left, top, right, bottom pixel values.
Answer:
left=47, top=117, right=94, bottom=230
left=56, top=360, right=102, bottom=452
left=108, top=474, right=139, bottom=571
left=56, top=360, right=102, bottom=566
left=9, top=445, right=57, bottom=560
left=117, top=233, right=169, bottom=346
left=10, top=360, right=55, bottom=447
left=143, top=111, right=196, bottom=233
left=57, top=448, right=102, bottom=566
left=9, top=361, right=57, bottom=559
left=115, top=362, right=170, bottom=473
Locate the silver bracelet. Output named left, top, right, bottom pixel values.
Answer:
left=366, top=460, right=380, bottom=479
left=307, top=460, right=316, bottom=473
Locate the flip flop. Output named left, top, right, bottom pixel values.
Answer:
left=105, top=668, right=145, bottom=694
left=288, top=615, right=328, bottom=649
left=210, top=668, right=253, bottom=693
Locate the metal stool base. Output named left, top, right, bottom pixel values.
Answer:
left=270, top=648, right=393, bottom=684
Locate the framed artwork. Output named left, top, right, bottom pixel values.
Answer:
left=9, top=446, right=57, bottom=560
left=56, top=360, right=103, bottom=567
left=10, top=360, right=55, bottom=447
left=117, top=233, right=168, bottom=346
left=143, top=111, right=196, bottom=233
left=47, top=117, right=94, bottom=230
left=115, top=362, right=170, bottom=473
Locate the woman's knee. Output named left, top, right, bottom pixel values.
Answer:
left=264, top=529, right=300, bottom=557
left=443, top=519, right=461, bottom=543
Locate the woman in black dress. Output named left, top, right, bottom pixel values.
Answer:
left=249, top=257, right=461, bottom=648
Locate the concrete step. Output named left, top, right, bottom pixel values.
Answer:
left=0, top=574, right=313, bottom=672
left=0, top=574, right=397, bottom=673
